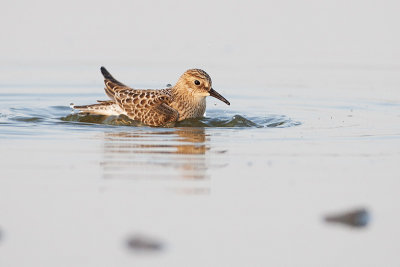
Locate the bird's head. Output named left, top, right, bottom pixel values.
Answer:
left=175, top=69, right=230, bottom=105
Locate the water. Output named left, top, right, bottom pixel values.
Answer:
left=2, top=0, right=400, bottom=264
left=1, top=65, right=400, bottom=267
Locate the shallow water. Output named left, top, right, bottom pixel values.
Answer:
left=2, top=0, right=400, bottom=264
left=1, top=66, right=400, bottom=267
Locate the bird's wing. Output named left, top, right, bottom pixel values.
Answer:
left=100, top=66, right=178, bottom=126
left=116, top=89, right=177, bottom=126
left=146, top=103, right=179, bottom=126
left=100, top=66, right=131, bottom=99
left=101, top=66, right=127, bottom=87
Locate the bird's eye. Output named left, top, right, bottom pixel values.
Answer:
left=194, top=80, right=200, bottom=85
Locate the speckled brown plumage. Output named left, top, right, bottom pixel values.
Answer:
left=73, top=67, right=230, bottom=126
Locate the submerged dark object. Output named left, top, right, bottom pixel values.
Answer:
left=126, top=234, right=164, bottom=252
left=324, top=208, right=370, bottom=228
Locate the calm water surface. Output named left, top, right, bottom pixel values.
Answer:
left=0, top=68, right=400, bottom=267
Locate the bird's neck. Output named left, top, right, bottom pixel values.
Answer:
left=170, top=86, right=207, bottom=120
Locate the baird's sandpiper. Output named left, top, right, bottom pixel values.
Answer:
left=73, top=67, right=230, bottom=126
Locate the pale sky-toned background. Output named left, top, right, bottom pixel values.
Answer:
left=1, top=0, right=400, bottom=97
left=1, top=0, right=399, bottom=67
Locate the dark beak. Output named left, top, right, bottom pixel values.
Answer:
left=209, top=88, right=230, bottom=105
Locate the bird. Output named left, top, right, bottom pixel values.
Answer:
left=72, top=67, right=230, bottom=126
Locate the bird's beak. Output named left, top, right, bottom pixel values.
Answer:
left=209, top=88, right=230, bottom=105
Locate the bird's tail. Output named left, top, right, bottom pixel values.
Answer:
left=72, top=100, right=124, bottom=116
left=100, top=66, right=125, bottom=86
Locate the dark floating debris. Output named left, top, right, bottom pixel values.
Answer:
left=325, top=208, right=370, bottom=228
left=166, top=84, right=172, bottom=87
left=126, top=234, right=164, bottom=252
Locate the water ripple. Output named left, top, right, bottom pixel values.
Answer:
left=1, top=103, right=301, bottom=132
left=61, top=113, right=300, bottom=128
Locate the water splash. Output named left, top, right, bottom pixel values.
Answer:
left=61, top=113, right=300, bottom=128
left=1, top=103, right=301, bottom=129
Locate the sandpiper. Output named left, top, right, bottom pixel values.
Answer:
left=73, top=67, right=230, bottom=126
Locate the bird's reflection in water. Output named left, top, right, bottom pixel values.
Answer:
left=101, top=128, right=211, bottom=181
